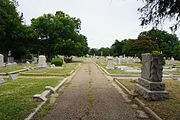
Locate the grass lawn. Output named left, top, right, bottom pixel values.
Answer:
left=0, top=64, right=37, bottom=73
left=21, top=63, right=79, bottom=76
left=163, top=71, right=180, bottom=75
left=117, top=78, right=180, bottom=120
left=0, top=65, right=25, bottom=73
left=0, top=77, right=62, bottom=120
left=106, top=69, right=140, bottom=74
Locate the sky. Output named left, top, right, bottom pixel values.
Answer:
left=17, top=0, right=179, bottom=48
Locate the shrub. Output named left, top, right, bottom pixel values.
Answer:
left=64, top=57, right=72, bottom=63
left=152, top=51, right=165, bottom=66
left=51, top=58, right=63, bottom=66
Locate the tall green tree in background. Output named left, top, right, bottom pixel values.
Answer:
left=98, top=47, right=111, bottom=56
left=122, top=39, right=159, bottom=59
left=111, top=39, right=127, bottom=57
left=0, top=0, right=22, bottom=58
left=138, top=29, right=179, bottom=58
left=172, top=41, right=180, bottom=60
left=31, top=11, right=88, bottom=59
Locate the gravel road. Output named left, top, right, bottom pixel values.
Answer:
left=43, top=59, right=149, bottom=120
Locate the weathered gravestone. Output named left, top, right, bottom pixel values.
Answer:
left=0, top=54, right=5, bottom=67
left=9, top=74, right=17, bottom=80
left=38, top=55, right=47, bottom=67
left=32, top=57, right=38, bottom=64
left=7, top=51, right=14, bottom=64
left=106, top=56, right=114, bottom=69
left=0, top=75, right=5, bottom=83
left=135, top=53, right=169, bottom=100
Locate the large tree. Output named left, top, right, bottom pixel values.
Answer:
left=138, top=29, right=178, bottom=58
left=122, top=39, right=159, bottom=58
left=98, top=47, right=111, bottom=56
left=111, top=39, right=127, bottom=57
left=138, top=0, right=180, bottom=32
left=172, top=41, right=180, bottom=60
left=31, top=11, right=88, bottom=59
left=0, top=0, right=25, bottom=59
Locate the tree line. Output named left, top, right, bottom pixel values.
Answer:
left=89, top=29, right=180, bottom=60
left=0, top=0, right=89, bottom=61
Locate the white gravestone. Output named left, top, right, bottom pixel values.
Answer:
left=106, top=57, right=114, bottom=69
left=0, top=54, right=5, bottom=67
left=38, top=55, right=47, bottom=67
left=114, top=57, right=119, bottom=65
left=32, top=57, right=38, bottom=64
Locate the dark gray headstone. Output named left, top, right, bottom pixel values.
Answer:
left=7, top=57, right=14, bottom=63
left=141, top=53, right=163, bottom=82
left=0, top=75, right=5, bottom=83
left=135, top=53, right=168, bottom=101
left=9, top=74, right=17, bottom=80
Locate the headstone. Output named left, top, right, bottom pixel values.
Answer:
left=50, top=64, right=55, bottom=68
left=106, top=56, right=114, bottom=69
left=0, top=75, right=5, bottom=83
left=171, top=56, right=175, bottom=61
left=32, top=57, right=38, bottom=64
left=26, top=61, right=30, bottom=64
left=0, top=54, right=5, bottom=67
left=38, top=55, right=47, bottom=67
left=127, top=57, right=133, bottom=64
left=7, top=51, right=14, bottom=63
left=9, top=74, right=17, bottom=80
left=114, top=57, right=119, bottom=65
left=7, top=57, right=14, bottom=63
left=135, top=53, right=169, bottom=100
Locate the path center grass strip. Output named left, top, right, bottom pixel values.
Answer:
left=0, top=77, right=62, bottom=120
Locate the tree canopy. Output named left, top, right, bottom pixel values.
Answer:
left=138, top=29, right=178, bottom=58
left=31, top=11, right=88, bottom=59
left=0, top=0, right=25, bottom=59
left=139, top=0, right=180, bottom=32
left=0, top=0, right=88, bottom=61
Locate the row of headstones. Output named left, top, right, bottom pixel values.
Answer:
left=0, top=54, right=17, bottom=67
left=0, top=54, right=46, bottom=67
left=0, top=54, right=67, bottom=69
left=106, top=56, right=141, bottom=69
left=0, top=54, right=50, bottom=68
left=113, top=56, right=140, bottom=65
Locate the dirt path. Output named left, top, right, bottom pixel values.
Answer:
left=43, top=59, right=148, bottom=120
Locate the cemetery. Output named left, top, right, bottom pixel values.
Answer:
left=93, top=54, right=180, bottom=119
left=96, top=56, right=180, bottom=76
left=1, top=0, right=180, bottom=120
left=0, top=54, right=82, bottom=120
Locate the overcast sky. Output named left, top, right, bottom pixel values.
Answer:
left=17, top=0, right=179, bottom=48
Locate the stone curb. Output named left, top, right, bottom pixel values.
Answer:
left=24, top=63, right=81, bottom=120
left=94, top=60, right=162, bottom=120
left=114, top=78, right=162, bottom=120
left=8, top=68, right=30, bottom=74
left=19, top=73, right=66, bottom=77
left=93, top=61, right=162, bottom=120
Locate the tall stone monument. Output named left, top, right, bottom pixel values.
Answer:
left=7, top=51, right=14, bottom=63
left=0, top=54, right=5, bottom=67
left=135, top=53, right=169, bottom=100
left=38, top=55, right=47, bottom=67
left=106, top=56, right=114, bottom=69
